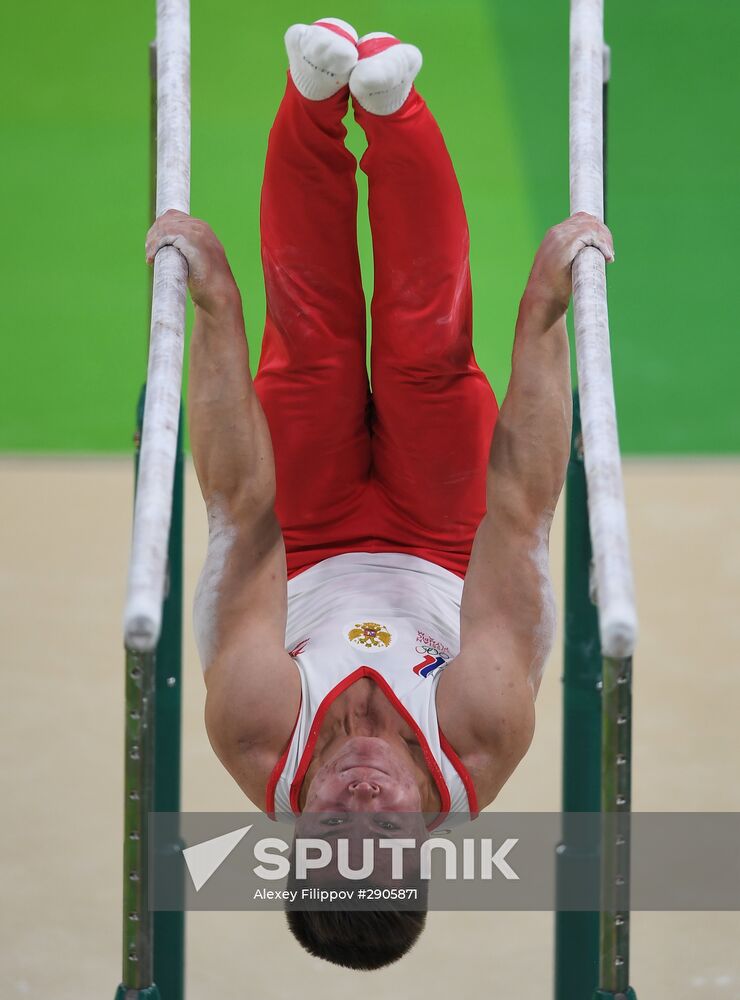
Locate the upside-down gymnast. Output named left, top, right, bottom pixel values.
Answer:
left=145, top=17, right=614, bottom=971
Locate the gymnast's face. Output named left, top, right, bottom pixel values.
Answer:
left=296, top=739, right=428, bottom=886
left=302, top=736, right=422, bottom=816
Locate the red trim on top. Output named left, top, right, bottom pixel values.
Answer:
left=287, top=666, right=452, bottom=825
left=289, top=667, right=367, bottom=813
left=439, top=730, right=480, bottom=819
left=357, top=35, right=401, bottom=59
left=313, top=20, right=357, bottom=48
left=265, top=693, right=302, bottom=816
left=359, top=668, right=452, bottom=820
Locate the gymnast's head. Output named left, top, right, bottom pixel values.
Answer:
left=284, top=737, right=430, bottom=968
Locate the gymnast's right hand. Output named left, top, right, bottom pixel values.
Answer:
left=522, top=212, right=614, bottom=330
left=145, top=209, right=240, bottom=314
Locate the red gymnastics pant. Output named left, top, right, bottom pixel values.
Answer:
left=253, top=74, right=499, bottom=581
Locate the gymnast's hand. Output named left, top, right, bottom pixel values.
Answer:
left=522, top=212, right=615, bottom=330
left=145, top=209, right=240, bottom=314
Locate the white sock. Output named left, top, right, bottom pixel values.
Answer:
left=284, top=17, right=358, bottom=101
left=350, top=33, right=423, bottom=115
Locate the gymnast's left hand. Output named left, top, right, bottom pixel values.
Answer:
left=145, top=209, right=241, bottom=314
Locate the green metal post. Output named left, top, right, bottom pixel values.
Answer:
left=152, top=399, right=185, bottom=1000
left=592, top=41, right=637, bottom=1000
left=593, top=653, right=635, bottom=1000
left=118, top=395, right=184, bottom=1000
left=554, top=392, right=602, bottom=1000
left=118, top=644, right=160, bottom=1000
left=116, top=38, right=185, bottom=1000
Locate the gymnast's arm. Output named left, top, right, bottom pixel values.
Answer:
left=145, top=211, right=300, bottom=781
left=436, top=213, right=615, bottom=799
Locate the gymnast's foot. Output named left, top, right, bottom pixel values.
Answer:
left=284, top=17, right=359, bottom=101
left=350, top=33, right=423, bottom=115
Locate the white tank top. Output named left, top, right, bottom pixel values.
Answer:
left=266, top=552, right=479, bottom=831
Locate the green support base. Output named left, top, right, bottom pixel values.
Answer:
left=115, top=984, right=162, bottom=1000
left=593, top=989, right=637, bottom=1000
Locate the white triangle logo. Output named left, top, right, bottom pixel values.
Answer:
left=182, top=825, right=252, bottom=892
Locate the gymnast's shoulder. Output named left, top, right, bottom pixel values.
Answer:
left=436, top=653, right=536, bottom=810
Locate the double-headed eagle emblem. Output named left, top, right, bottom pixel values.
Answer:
left=347, top=621, right=393, bottom=649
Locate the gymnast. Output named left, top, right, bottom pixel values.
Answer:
left=145, top=16, right=614, bottom=969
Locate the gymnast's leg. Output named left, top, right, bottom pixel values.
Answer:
left=254, top=19, right=372, bottom=577
left=351, top=35, right=499, bottom=577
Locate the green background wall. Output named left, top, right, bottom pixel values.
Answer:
left=1, top=1, right=738, bottom=453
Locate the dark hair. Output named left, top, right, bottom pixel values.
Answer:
left=285, top=814, right=430, bottom=969
left=285, top=903, right=427, bottom=970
